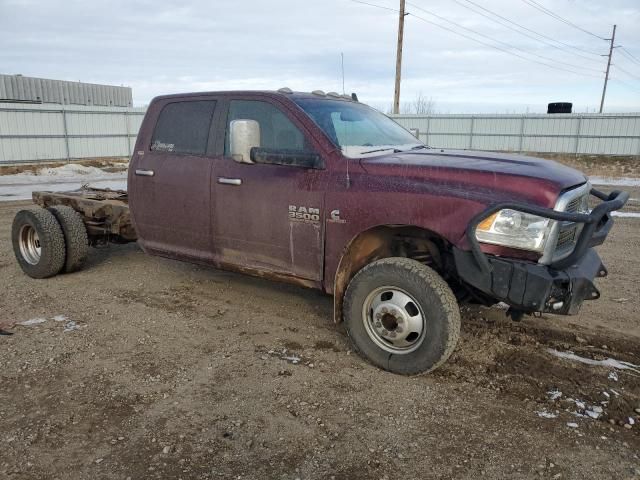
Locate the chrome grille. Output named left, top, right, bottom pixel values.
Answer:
left=565, top=196, right=583, bottom=213
left=539, top=182, right=591, bottom=265
left=556, top=225, right=577, bottom=250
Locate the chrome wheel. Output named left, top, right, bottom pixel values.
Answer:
left=19, top=224, right=41, bottom=265
left=362, top=286, right=426, bottom=354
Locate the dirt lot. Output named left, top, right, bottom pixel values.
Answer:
left=1, top=186, right=639, bottom=480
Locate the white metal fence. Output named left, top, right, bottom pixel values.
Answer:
left=1, top=105, right=639, bottom=164
left=392, top=113, right=640, bottom=156
left=0, top=104, right=146, bottom=164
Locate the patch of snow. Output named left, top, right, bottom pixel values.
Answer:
left=608, top=371, right=619, bottom=381
left=282, top=355, right=301, bottom=364
left=0, top=178, right=127, bottom=202
left=18, top=317, right=46, bottom=326
left=52, top=315, right=68, bottom=322
left=547, top=389, right=563, bottom=401
left=547, top=348, right=640, bottom=374
left=629, top=417, right=636, bottom=426
left=566, top=422, right=579, bottom=428
left=0, top=164, right=127, bottom=202
left=602, top=391, right=610, bottom=398
left=63, top=320, right=81, bottom=332
left=589, top=176, right=640, bottom=187
left=611, top=212, right=640, bottom=219
left=585, top=409, right=601, bottom=419
left=537, top=410, right=558, bottom=419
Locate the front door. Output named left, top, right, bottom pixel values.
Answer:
left=211, top=98, right=326, bottom=280
left=130, top=98, right=217, bottom=260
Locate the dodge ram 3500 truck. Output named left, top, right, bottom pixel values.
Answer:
left=11, top=89, right=628, bottom=374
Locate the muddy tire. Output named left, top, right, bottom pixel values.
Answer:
left=11, top=207, right=66, bottom=279
left=47, top=205, right=88, bottom=273
left=343, top=257, right=460, bottom=375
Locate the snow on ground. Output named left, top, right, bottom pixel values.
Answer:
left=0, top=164, right=127, bottom=201
left=590, top=176, right=640, bottom=187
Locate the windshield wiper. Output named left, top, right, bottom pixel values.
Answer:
left=410, top=144, right=430, bottom=150
left=360, top=147, right=402, bottom=155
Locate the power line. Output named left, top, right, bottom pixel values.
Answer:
left=610, top=78, right=640, bottom=94
left=455, top=0, right=604, bottom=59
left=520, top=0, right=606, bottom=40
left=349, top=0, right=397, bottom=12
left=613, top=64, right=640, bottom=82
left=348, top=0, right=603, bottom=79
left=406, top=1, right=604, bottom=74
left=619, top=47, right=640, bottom=67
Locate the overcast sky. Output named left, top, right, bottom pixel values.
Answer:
left=1, top=0, right=639, bottom=113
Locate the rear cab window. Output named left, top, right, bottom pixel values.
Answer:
left=150, top=100, right=216, bottom=155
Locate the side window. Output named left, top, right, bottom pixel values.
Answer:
left=150, top=100, right=216, bottom=155
left=224, top=100, right=306, bottom=155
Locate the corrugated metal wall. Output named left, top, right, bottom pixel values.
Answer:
left=0, top=104, right=145, bottom=163
left=392, top=113, right=640, bottom=155
left=1, top=107, right=639, bottom=164
left=0, top=74, right=133, bottom=107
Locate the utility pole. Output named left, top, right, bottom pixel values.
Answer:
left=393, top=0, right=407, bottom=114
left=599, top=24, right=616, bottom=114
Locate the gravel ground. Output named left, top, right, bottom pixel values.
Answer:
left=0, top=186, right=639, bottom=480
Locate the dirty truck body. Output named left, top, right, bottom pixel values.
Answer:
left=13, top=90, right=628, bottom=374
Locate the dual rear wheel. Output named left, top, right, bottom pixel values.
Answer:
left=12, top=206, right=88, bottom=279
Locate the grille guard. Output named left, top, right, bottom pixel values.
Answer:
left=467, top=188, right=629, bottom=273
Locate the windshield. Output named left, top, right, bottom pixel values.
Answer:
left=293, top=98, right=424, bottom=158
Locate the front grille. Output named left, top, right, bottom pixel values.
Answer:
left=540, top=183, right=591, bottom=264
left=565, top=196, right=583, bottom=213
left=556, top=225, right=577, bottom=251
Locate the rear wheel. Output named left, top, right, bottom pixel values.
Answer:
left=343, top=257, right=460, bottom=375
left=12, top=208, right=66, bottom=279
left=47, top=205, right=88, bottom=273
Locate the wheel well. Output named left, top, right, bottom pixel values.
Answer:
left=333, top=225, right=449, bottom=323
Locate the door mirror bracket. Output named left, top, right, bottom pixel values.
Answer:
left=250, top=148, right=325, bottom=169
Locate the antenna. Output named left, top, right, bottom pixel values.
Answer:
left=341, top=52, right=345, bottom=95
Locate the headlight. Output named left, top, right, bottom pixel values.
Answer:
left=475, top=209, right=553, bottom=252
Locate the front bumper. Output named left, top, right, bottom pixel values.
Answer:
left=454, top=187, right=628, bottom=315
left=454, top=247, right=606, bottom=315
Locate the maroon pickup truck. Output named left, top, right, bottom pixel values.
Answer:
left=11, top=89, right=628, bottom=374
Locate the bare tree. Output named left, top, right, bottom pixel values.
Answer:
left=387, top=92, right=436, bottom=115
left=411, top=92, right=436, bottom=115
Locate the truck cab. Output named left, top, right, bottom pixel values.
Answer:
left=12, top=89, right=628, bottom=375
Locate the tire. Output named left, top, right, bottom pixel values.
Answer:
left=12, top=207, right=66, bottom=279
left=343, top=257, right=460, bottom=375
left=47, top=205, right=88, bottom=273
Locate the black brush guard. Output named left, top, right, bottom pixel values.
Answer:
left=454, top=188, right=629, bottom=315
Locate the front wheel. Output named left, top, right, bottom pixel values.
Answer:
left=343, top=257, right=460, bottom=375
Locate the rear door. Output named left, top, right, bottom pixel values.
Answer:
left=210, top=97, right=327, bottom=280
left=129, top=98, right=217, bottom=260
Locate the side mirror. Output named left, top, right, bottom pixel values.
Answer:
left=229, top=119, right=260, bottom=164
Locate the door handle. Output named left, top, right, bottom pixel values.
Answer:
left=135, top=169, right=155, bottom=177
left=218, top=177, right=242, bottom=186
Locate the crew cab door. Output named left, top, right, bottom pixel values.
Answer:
left=211, top=98, right=326, bottom=281
left=129, top=98, right=218, bottom=260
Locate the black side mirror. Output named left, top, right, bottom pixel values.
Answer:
left=250, top=147, right=325, bottom=169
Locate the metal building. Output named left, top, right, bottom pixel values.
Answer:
left=0, top=74, right=132, bottom=107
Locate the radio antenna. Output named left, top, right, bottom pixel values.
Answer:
left=341, top=52, right=345, bottom=95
